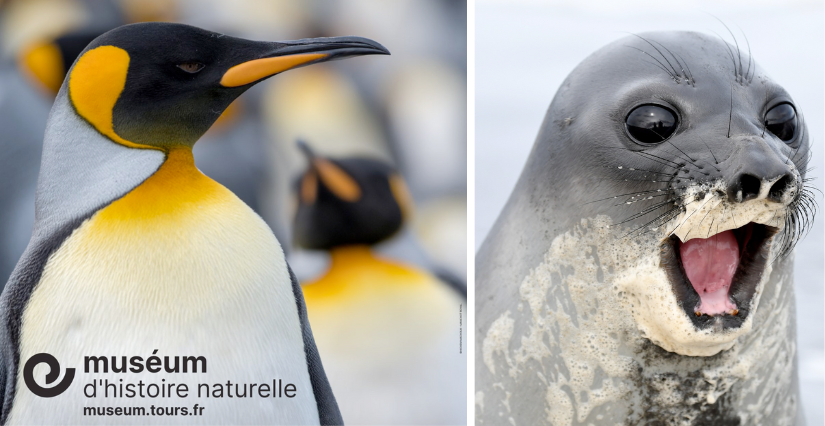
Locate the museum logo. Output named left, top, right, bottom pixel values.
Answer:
left=23, top=353, right=75, bottom=397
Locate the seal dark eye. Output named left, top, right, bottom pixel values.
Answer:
left=177, top=62, right=205, bottom=73
left=765, top=103, right=796, bottom=142
left=625, top=105, right=678, bottom=144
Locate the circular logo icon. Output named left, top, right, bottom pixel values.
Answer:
left=23, top=353, right=75, bottom=397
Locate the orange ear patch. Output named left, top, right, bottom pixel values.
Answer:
left=315, top=159, right=361, bottom=202
left=389, top=174, right=414, bottom=219
left=69, top=45, right=156, bottom=150
left=20, top=41, right=64, bottom=94
left=301, top=171, right=318, bottom=204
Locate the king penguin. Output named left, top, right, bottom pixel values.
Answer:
left=0, top=22, right=388, bottom=425
left=292, top=141, right=466, bottom=425
left=19, top=24, right=290, bottom=250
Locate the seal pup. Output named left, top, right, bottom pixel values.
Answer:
left=476, top=31, right=814, bottom=425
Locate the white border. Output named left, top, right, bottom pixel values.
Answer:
left=466, top=0, right=476, bottom=423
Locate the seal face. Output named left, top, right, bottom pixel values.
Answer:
left=476, top=30, right=812, bottom=425
left=601, top=33, right=811, bottom=351
left=555, top=31, right=811, bottom=354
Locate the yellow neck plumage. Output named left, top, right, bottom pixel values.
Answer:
left=96, top=148, right=229, bottom=223
left=301, top=245, right=434, bottom=303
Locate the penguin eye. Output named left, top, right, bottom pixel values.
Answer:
left=765, top=103, right=797, bottom=142
left=177, top=62, right=205, bottom=73
left=625, top=104, right=678, bottom=144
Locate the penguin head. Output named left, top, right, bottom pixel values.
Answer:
left=292, top=140, right=414, bottom=250
left=64, top=22, right=389, bottom=150
left=20, top=29, right=105, bottom=95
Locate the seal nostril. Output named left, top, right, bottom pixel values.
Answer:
left=768, top=175, right=793, bottom=202
left=732, top=174, right=762, bottom=202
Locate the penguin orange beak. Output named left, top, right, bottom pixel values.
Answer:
left=220, top=36, right=389, bottom=88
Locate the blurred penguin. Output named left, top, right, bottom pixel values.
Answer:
left=260, top=65, right=391, bottom=244
left=0, top=0, right=121, bottom=284
left=381, top=61, right=467, bottom=280
left=309, top=1, right=469, bottom=280
left=292, top=140, right=466, bottom=425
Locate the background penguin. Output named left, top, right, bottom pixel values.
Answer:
left=313, top=1, right=468, bottom=283
left=19, top=29, right=104, bottom=96
left=0, top=0, right=122, bottom=290
left=0, top=22, right=388, bottom=424
left=293, top=141, right=466, bottom=425
left=258, top=1, right=468, bottom=284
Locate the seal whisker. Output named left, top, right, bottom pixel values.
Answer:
left=705, top=211, right=718, bottom=239
left=786, top=112, right=807, bottom=165
left=709, top=28, right=739, bottom=77
left=793, top=146, right=813, bottom=172
left=662, top=143, right=720, bottom=173
left=685, top=198, right=724, bottom=240
left=655, top=148, right=695, bottom=167
left=628, top=34, right=682, bottom=80
left=604, top=177, right=674, bottom=183
left=598, top=147, right=682, bottom=169
left=672, top=51, right=696, bottom=85
left=584, top=188, right=670, bottom=205
left=638, top=58, right=679, bottom=80
left=624, top=46, right=679, bottom=81
left=620, top=206, right=682, bottom=239
left=802, top=182, right=821, bottom=193
left=633, top=152, right=681, bottom=169
left=800, top=158, right=814, bottom=175
left=789, top=115, right=809, bottom=166
left=656, top=146, right=714, bottom=176
left=635, top=150, right=683, bottom=167
left=797, top=154, right=814, bottom=175
left=727, top=83, right=734, bottom=138
left=696, top=137, right=722, bottom=170
left=666, top=196, right=711, bottom=237
left=650, top=39, right=695, bottom=87
left=761, top=88, right=769, bottom=138
left=714, top=18, right=743, bottom=80
left=768, top=208, right=780, bottom=230
left=612, top=192, right=670, bottom=207
left=713, top=203, right=727, bottom=239
left=740, top=28, right=754, bottom=83
left=615, top=199, right=679, bottom=225
left=773, top=186, right=817, bottom=260
left=602, top=165, right=675, bottom=177
left=658, top=136, right=696, bottom=163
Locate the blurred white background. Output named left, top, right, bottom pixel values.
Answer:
left=476, top=0, right=823, bottom=424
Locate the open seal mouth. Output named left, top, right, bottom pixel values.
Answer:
left=662, top=222, right=777, bottom=331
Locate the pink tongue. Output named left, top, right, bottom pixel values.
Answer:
left=679, top=230, right=739, bottom=315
